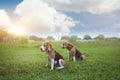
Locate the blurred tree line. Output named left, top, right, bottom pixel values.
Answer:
left=0, top=27, right=28, bottom=43
left=0, top=27, right=119, bottom=43
left=61, top=34, right=120, bottom=42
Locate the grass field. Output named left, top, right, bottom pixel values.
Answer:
left=0, top=40, right=120, bottom=80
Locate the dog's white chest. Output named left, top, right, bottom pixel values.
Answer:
left=46, top=54, right=57, bottom=64
left=46, top=54, right=51, bottom=59
left=68, top=50, right=71, bottom=55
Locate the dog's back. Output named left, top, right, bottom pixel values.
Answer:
left=75, top=49, right=85, bottom=61
left=75, top=49, right=81, bottom=60
left=54, top=50, right=64, bottom=60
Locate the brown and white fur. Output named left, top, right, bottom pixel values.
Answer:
left=40, top=42, right=66, bottom=71
left=62, top=42, right=85, bottom=62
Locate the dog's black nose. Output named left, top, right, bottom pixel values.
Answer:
left=62, top=47, right=64, bottom=49
left=40, top=48, right=43, bottom=51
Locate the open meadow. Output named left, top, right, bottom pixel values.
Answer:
left=0, top=40, right=120, bottom=80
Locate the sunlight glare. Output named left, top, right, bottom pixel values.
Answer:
left=10, top=27, right=25, bottom=35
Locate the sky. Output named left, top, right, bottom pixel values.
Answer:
left=0, top=0, right=120, bottom=39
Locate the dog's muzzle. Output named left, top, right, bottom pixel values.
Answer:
left=61, top=45, right=64, bottom=49
left=62, top=47, right=65, bottom=49
left=40, top=45, right=45, bottom=52
left=40, top=48, right=43, bottom=52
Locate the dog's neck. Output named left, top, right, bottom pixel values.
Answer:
left=66, top=44, right=73, bottom=50
left=46, top=48, right=53, bottom=53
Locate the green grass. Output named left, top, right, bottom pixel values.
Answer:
left=0, top=41, right=120, bottom=80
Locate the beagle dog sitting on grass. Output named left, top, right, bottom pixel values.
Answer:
left=62, top=42, right=85, bottom=62
left=40, top=42, right=66, bottom=71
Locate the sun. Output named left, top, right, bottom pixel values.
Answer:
left=9, top=27, right=25, bottom=35
left=13, top=27, right=24, bottom=35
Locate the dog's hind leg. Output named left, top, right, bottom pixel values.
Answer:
left=73, top=56, right=76, bottom=62
left=56, top=59, right=65, bottom=69
left=80, top=55, right=85, bottom=62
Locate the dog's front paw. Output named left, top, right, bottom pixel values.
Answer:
left=45, top=64, right=48, bottom=67
left=50, top=69, right=53, bottom=71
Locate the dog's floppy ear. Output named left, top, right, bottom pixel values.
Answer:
left=66, top=41, right=71, bottom=45
left=47, top=43, right=52, bottom=51
left=62, top=41, right=70, bottom=47
left=67, top=42, right=73, bottom=48
left=68, top=42, right=71, bottom=46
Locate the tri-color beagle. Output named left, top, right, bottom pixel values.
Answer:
left=62, top=42, right=85, bottom=62
left=40, top=42, right=66, bottom=71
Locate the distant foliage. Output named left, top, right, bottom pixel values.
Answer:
left=0, top=27, right=8, bottom=41
left=29, top=35, right=43, bottom=41
left=94, top=34, right=104, bottom=40
left=0, top=26, right=28, bottom=43
left=104, top=37, right=120, bottom=41
left=61, top=36, right=69, bottom=41
left=68, top=35, right=78, bottom=43
left=20, top=36, right=28, bottom=43
left=83, top=34, right=92, bottom=40
left=46, top=36, right=55, bottom=41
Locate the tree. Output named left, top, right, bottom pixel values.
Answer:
left=20, top=36, right=28, bottom=43
left=104, top=37, right=119, bottom=41
left=0, top=27, right=8, bottom=42
left=46, top=36, right=55, bottom=41
left=68, top=35, right=78, bottom=43
left=29, top=35, right=42, bottom=41
left=61, top=36, right=69, bottom=41
left=83, top=34, right=92, bottom=40
left=94, top=34, right=104, bottom=40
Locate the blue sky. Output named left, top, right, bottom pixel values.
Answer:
left=0, top=0, right=120, bottom=38
left=68, top=11, right=120, bottom=37
left=0, top=0, right=22, bottom=13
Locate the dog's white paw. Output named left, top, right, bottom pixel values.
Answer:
left=45, top=64, right=48, bottom=67
left=56, top=67, right=64, bottom=69
left=50, top=69, right=53, bottom=71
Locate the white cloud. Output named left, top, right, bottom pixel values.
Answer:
left=45, top=0, right=120, bottom=14
left=14, top=0, right=77, bottom=34
left=0, top=9, right=12, bottom=28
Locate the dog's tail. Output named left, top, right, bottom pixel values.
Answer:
left=80, top=54, right=85, bottom=62
left=61, top=59, right=67, bottom=67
